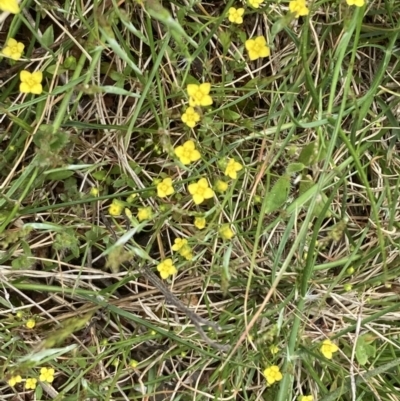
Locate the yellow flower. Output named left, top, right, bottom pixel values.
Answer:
left=320, top=339, right=339, bottom=359
left=174, top=140, right=201, bottom=165
left=224, top=158, right=243, bottom=179
left=8, top=375, right=22, bottom=387
left=346, top=0, right=365, bottom=5
left=179, top=244, right=193, bottom=261
left=172, top=238, right=188, bottom=252
left=187, top=83, right=213, bottom=107
left=90, top=187, right=99, bottom=196
left=26, top=318, right=35, bottom=329
left=299, top=396, right=313, bottom=401
left=20, top=70, right=43, bottom=95
left=248, top=0, right=263, bottom=8
left=245, top=36, right=270, bottom=61
left=39, top=367, right=55, bottom=383
left=2, top=38, right=24, bottom=60
left=219, top=224, right=235, bottom=240
left=25, top=378, right=37, bottom=390
left=263, top=365, right=283, bottom=385
left=157, top=258, right=177, bottom=279
left=0, top=0, right=20, bottom=13
left=228, top=7, right=245, bottom=24
left=289, top=0, right=310, bottom=17
left=194, top=216, right=206, bottom=230
left=181, top=107, right=201, bottom=128
left=215, top=180, right=228, bottom=193
left=109, top=199, right=124, bottom=216
left=129, top=359, right=139, bottom=368
left=157, top=177, right=175, bottom=198
left=137, top=207, right=153, bottom=222
left=188, top=178, right=214, bottom=205
left=270, top=344, right=279, bottom=355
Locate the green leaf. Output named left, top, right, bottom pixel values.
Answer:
left=264, top=175, right=291, bottom=214
left=41, top=25, right=54, bottom=48
left=286, top=162, right=305, bottom=174
left=356, top=335, right=376, bottom=366
left=45, top=170, right=75, bottom=181
left=219, top=30, right=231, bottom=54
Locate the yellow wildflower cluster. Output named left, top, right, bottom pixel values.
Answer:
left=7, top=367, right=55, bottom=390
left=172, top=238, right=193, bottom=260
left=219, top=224, right=235, bottom=240
left=248, top=0, right=264, bottom=8
left=187, top=83, right=213, bottom=107
left=263, top=365, right=283, bottom=385
left=299, top=396, right=313, bottom=401
left=181, top=107, right=200, bottom=128
left=137, top=206, right=153, bottom=222
left=224, top=158, right=243, bottom=179
left=26, top=318, right=35, bottom=329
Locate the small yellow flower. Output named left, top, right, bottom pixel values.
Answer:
left=215, top=180, right=229, bottom=193
left=346, top=0, right=365, bottom=5
left=129, top=360, right=139, bottom=368
left=299, top=396, right=313, bottom=401
left=245, top=36, right=270, bottom=61
left=8, top=375, right=22, bottom=387
left=224, top=158, right=243, bottom=179
left=228, top=7, right=245, bottom=24
left=219, top=224, right=235, bottom=240
left=181, top=107, right=201, bottom=128
left=137, top=206, right=153, bottom=222
left=20, top=70, right=43, bottom=95
left=25, top=378, right=37, bottom=390
left=157, top=177, right=175, bottom=198
left=0, top=0, right=20, bottom=13
left=39, top=367, right=55, bottom=383
left=320, top=339, right=339, bottom=359
left=174, top=140, right=201, bottom=165
left=188, top=178, right=214, bottom=205
left=172, top=238, right=188, bottom=252
left=187, top=83, right=213, bottom=107
left=109, top=199, right=124, bottom=216
left=26, top=318, right=35, bottom=329
left=248, top=0, right=264, bottom=8
left=194, top=216, right=206, bottom=230
left=289, top=0, right=310, bottom=17
left=2, top=38, right=24, bottom=60
left=157, top=258, right=177, bottom=279
left=90, top=187, right=99, bottom=196
left=263, top=365, right=283, bottom=385
left=270, top=344, right=279, bottom=355
left=16, top=311, right=24, bottom=319
left=179, top=245, right=193, bottom=261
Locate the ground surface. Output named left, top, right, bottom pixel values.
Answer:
left=1, top=0, right=400, bottom=400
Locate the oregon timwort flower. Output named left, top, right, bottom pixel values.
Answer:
left=20, top=70, right=43, bottom=95
left=187, top=83, right=213, bottom=107
left=188, top=178, right=214, bottom=205
left=263, top=365, right=283, bottom=385
left=137, top=207, right=153, bottom=222
left=245, top=36, right=270, bottom=61
left=0, top=0, right=20, bottom=13
left=181, top=107, right=200, bottom=128
left=174, top=140, right=201, bottom=165
left=289, top=0, right=310, bottom=17
left=219, top=224, right=235, bottom=240
left=8, top=375, right=22, bottom=387
left=172, top=238, right=188, bottom=252
left=194, top=216, right=206, bottom=229
left=320, top=339, right=339, bottom=359
left=346, top=0, right=365, bottom=6
left=2, top=38, right=24, bottom=60
left=25, top=378, right=37, bottom=390
left=215, top=180, right=228, bottom=193
left=248, top=0, right=263, bottom=8
left=224, top=158, right=243, bottom=179
left=299, top=396, right=313, bottom=401
left=26, top=318, right=35, bottom=329
left=228, top=7, right=245, bottom=24
left=157, top=258, right=177, bottom=279
left=157, top=177, right=174, bottom=198
left=39, top=367, right=55, bottom=383
left=109, top=199, right=124, bottom=216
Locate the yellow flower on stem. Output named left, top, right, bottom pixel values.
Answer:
left=187, top=83, right=213, bottom=107
left=179, top=245, right=193, bottom=261
left=224, top=158, right=243, bottom=179
left=320, top=339, right=339, bottom=359
left=263, top=365, right=283, bottom=385
left=20, top=70, right=43, bottom=95
left=299, top=396, right=313, bottom=401
left=39, top=367, right=55, bottom=383
left=25, top=378, right=37, bottom=390
left=2, top=38, right=24, bottom=60
left=174, top=140, right=201, bottom=165
left=137, top=207, right=153, bottom=222
left=26, top=318, right=35, bottom=329
left=109, top=199, right=124, bottom=216
left=289, top=0, right=310, bottom=17
left=181, top=107, right=201, bottom=128
left=219, top=224, right=235, bottom=240
left=8, top=375, right=22, bottom=387
left=245, top=36, right=270, bottom=61
left=172, top=238, right=188, bottom=252
left=346, top=0, right=365, bottom=6
left=248, top=0, right=263, bottom=8
left=0, top=0, right=20, bottom=13
left=228, top=7, right=245, bottom=24
left=188, top=178, right=214, bottom=205
left=194, top=216, right=206, bottom=229
left=157, top=177, right=175, bottom=198
left=157, top=258, right=177, bottom=279
left=215, top=180, right=228, bottom=193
